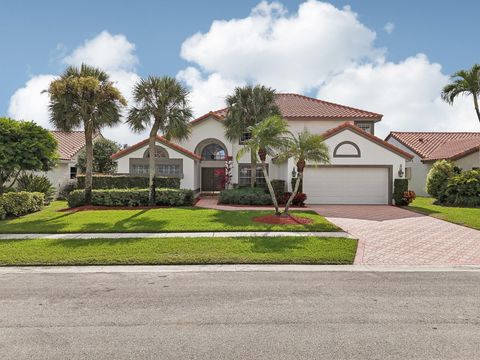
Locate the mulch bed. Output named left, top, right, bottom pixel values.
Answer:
left=253, top=214, right=313, bottom=225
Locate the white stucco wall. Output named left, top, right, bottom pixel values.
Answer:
left=115, top=140, right=197, bottom=190
left=288, top=119, right=354, bottom=135
left=455, top=150, right=480, bottom=170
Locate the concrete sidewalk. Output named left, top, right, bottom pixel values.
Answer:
left=0, top=231, right=352, bottom=240
left=1, top=264, right=480, bottom=273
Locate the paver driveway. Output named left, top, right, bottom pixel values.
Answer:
left=310, top=205, right=480, bottom=265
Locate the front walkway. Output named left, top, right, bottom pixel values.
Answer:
left=310, top=205, right=480, bottom=265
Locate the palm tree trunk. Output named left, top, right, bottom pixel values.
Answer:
left=284, top=172, right=302, bottom=215
left=473, top=94, right=480, bottom=124
left=260, top=161, right=280, bottom=215
left=250, top=152, right=257, bottom=188
left=84, top=124, right=94, bottom=205
left=148, top=133, right=156, bottom=206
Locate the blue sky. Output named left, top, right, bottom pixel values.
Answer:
left=2, top=0, right=479, bottom=142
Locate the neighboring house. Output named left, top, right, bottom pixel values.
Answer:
left=386, top=132, right=480, bottom=196
left=43, top=131, right=102, bottom=191
left=112, top=93, right=412, bottom=204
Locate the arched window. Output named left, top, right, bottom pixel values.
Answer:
left=143, top=146, right=169, bottom=159
left=201, top=143, right=226, bottom=160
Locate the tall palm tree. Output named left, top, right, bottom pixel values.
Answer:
left=237, top=116, right=290, bottom=215
left=441, top=64, right=480, bottom=124
left=277, top=129, right=330, bottom=215
left=127, top=76, right=192, bottom=205
left=47, top=64, right=126, bottom=204
left=224, top=85, right=280, bottom=187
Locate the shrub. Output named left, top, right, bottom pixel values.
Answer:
left=402, top=190, right=416, bottom=205
left=393, top=178, right=409, bottom=205
left=76, top=174, right=180, bottom=189
left=442, top=170, right=480, bottom=207
left=16, top=173, right=55, bottom=204
left=58, top=180, right=77, bottom=200
left=426, top=160, right=460, bottom=199
left=271, top=179, right=286, bottom=201
left=219, top=188, right=272, bottom=205
left=0, top=191, right=44, bottom=217
left=67, top=188, right=194, bottom=208
left=0, top=205, right=5, bottom=220
left=281, top=192, right=307, bottom=206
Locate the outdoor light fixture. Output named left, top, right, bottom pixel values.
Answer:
left=292, top=168, right=297, bottom=178
left=398, top=164, right=404, bottom=178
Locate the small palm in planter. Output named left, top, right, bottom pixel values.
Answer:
left=237, top=115, right=290, bottom=215
left=277, top=130, right=330, bottom=215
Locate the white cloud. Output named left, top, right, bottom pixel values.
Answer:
left=8, top=31, right=146, bottom=145
left=179, top=0, right=382, bottom=99
left=63, top=31, right=138, bottom=72
left=384, top=22, right=395, bottom=34
left=7, top=74, right=56, bottom=129
left=177, top=67, right=243, bottom=116
left=179, top=1, right=478, bottom=134
left=317, top=54, right=478, bottom=137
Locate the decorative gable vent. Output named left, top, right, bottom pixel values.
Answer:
left=333, top=141, right=361, bottom=158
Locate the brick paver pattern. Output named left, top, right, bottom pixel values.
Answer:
left=310, top=205, right=480, bottom=265
left=196, top=197, right=480, bottom=265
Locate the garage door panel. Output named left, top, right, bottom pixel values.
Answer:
left=304, top=167, right=389, bottom=204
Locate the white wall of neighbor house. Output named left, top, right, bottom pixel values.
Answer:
left=455, top=150, right=480, bottom=170
left=115, top=141, right=196, bottom=190
left=386, top=137, right=428, bottom=196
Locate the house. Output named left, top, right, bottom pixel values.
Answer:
left=112, top=93, right=413, bottom=204
left=386, top=132, right=480, bottom=196
left=44, top=131, right=102, bottom=191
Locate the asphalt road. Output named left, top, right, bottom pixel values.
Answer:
left=1, top=270, right=479, bottom=359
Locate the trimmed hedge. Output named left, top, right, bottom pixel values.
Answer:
left=443, top=170, right=480, bottom=207
left=0, top=191, right=45, bottom=217
left=76, top=175, right=180, bottom=190
left=67, top=188, right=194, bottom=208
left=426, top=160, right=460, bottom=198
left=393, top=178, right=409, bottom=206
left=219, top=188, right=272, bottom=205
left=16, top=173, right=55, bottom=204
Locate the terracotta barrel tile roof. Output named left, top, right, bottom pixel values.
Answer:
left=111, top=135, right=201, bottom=161
left=191, top=93, right=382, bottom=124
left=50, top=131, right=100, bottom=161
left=387, top=132, right=480, bottom=160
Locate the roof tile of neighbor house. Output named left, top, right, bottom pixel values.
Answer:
left=324, top=122, right=414, bottom=160
left=191, top=93, right=383, bottom=124
left=111, top=135, right=202, bottom=161
left=386, top=132, right=480, bottom=161
left=50, top=131, right=101, bottom=161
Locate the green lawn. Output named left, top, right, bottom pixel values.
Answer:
left=0, top=201, right=340, bottom=233
left=409, top=197, right=480, bottom=230
left=0, top=236, right=357, bottom=265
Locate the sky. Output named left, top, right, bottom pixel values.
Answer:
left=2, top=0, right=480, bottom=144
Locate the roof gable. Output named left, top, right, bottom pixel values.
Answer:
left=111, top=135, right=201, bottom=161
left=190, top=93, right=382, bottom=125
left=50, top=131, right=101, bottom=161
left=386, top=132, right=480, bottom=160
left=324, top=122, right=414, bottom=160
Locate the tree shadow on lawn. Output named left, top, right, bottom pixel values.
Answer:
left=243, top=236, right=308, bottom=253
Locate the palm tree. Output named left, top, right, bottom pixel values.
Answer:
left=47, top=64, right=126, bottom=204
left=237, top=116, right=290, bottom=215
left=127, top=76, right=192, bottom=205
left=441, top=64, right=480, bottom=124
left=277, top=129, right=330, bottom=215
left=224, top=85, right=280, bottom=187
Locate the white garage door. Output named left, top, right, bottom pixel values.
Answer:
left=303, top=167, right=390, bottom=204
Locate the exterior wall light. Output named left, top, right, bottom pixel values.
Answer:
left=292, top=168, right=297, bottom=178
left=398, top=164, right=404, bottom=178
